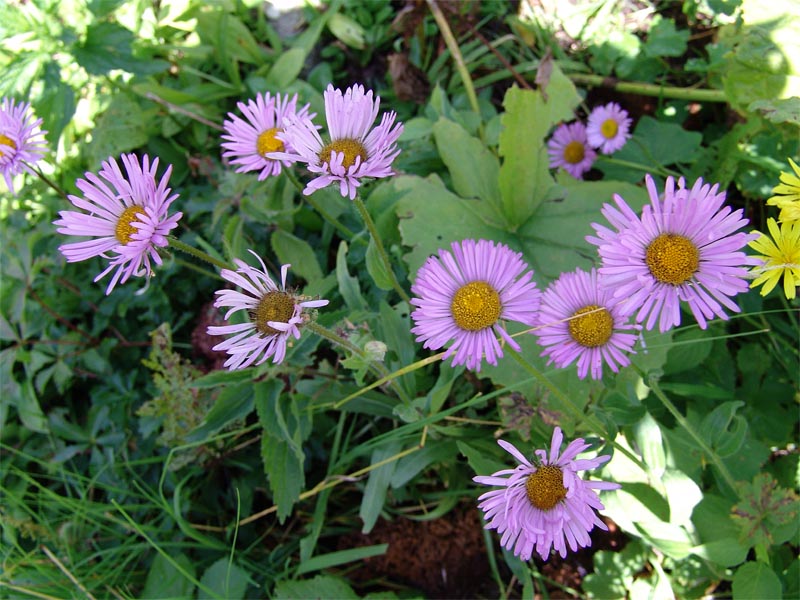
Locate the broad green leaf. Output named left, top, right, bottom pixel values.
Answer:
left=732, top=561, right=782, bottom=600
left=749, top=97, right=800, bottom=127
left=190, top=368, right=256, bottom=389
left=359, top=442, right=402, bottom=533
left=634, top=413, right=666, bottom=481
left=73, top=22, right=168, bottom=75
left=16, top=380, right=48, bottom=434
left=700, top=401, right=747, bottom=457
left=266, top=48, right=307, bottom=89
left=272, top=229, right=324, bottom=284
left=498, top=68, right=580, bottom=227
left=274, top=575, right=358, bottom=600
left=198, top=559, right=250, bottom=600
left=365, top=238, right=394, bottom=291
left=88, top=94, right=149, bottom=166
left=644, top=17, right=690, bottom=57
left=691, top=538, right=748, bottom=567
left=195, top=10, right=265, bottom=66
left=326, top=13, right=365, bottom=49
left=663, top=327, right=714, bottom=375
left=336, top=242, right=368, bottom=311
left=295, top=544, right=388, bottom=575
left=184, top=383, right=253, bottom=443
left=141, top=552, right=195, bottom=600
left=662, top=469, right=702, bottom=526
left=37, top=63, right=75, bottom=145
left=391, top=440, right=458, bottom=489
left=457, top=440, right=508, bottom=478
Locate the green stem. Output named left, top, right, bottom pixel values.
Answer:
left=506, top=348, right=647, bottom=470
left=567, top=73, right=728, bottom=103
left=167, top=236, right=232, bottom=271
left=427, top=0, right=481, bottom=116
left=27, top=163, right=69, bottom=200
left=352, top=195, right=411, bottom=303
left=640, top=367, right=740, bottom=496
left=306, top=321, right=411, bottom=404
left=283, top=169, right=357, bottom=241
left=596, top=155, right=682, bottom=179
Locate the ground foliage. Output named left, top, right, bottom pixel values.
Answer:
left=1, top=0, right=799, bottom=598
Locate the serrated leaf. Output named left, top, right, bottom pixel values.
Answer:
left=644, top=17, right=689, bottom=57
left=732, top=561, right=782, bottom=600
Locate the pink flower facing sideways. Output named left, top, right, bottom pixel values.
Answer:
left=410, top=239, right=541, bottom=372
left=474, top=429, right=620, bottom=561
left=207, top=251, right=329, bottom=370
left=270, top=84, right=403, bottom=199
left=0, top=97, right=48, bottom=195
left=54, top=154, right=182, bottom=295
left=587, top=175, right=758, bottom=332
left=221, top=92, right=314, bottom=180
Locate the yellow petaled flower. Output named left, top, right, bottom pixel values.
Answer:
left=766, top=158, right=800, bottom=223
left=748, top=218, right=800, bottom=300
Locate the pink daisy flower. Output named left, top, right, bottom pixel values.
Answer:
left=474, top=430, right=620, bottom=561
left=587, top=175, right=758, bottom=332
left=535, top=268, right=638, bottom=380
left=270, top=84, right=403, bottom=199
left=547, top=121, right=596, bottom=180
left=53, top=154, right=182, bottom=295
left=586, top=102, right=632, bottom=154
left=221, top=92, right=313, bottom=180
left=207, top=251, right=329, bottom=370
left=410, top=239, right=541, bottom=372
left=0, top=97, right=48, bottom=195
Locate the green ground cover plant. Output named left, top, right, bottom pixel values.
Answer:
left=1, top=0, right=798, bottom=598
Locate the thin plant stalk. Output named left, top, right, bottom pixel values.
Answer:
left=352, top=195, right=411, bottom=303
left=283, top=169, right=357, bottom=240
left=567, top=73, right=727, bottom=103
left=28, top=163, right=69, bottom=200
left=167, top=236, right=233, bottom=271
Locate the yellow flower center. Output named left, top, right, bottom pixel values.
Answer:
left=600, top=118, right=619, bottom=139
left=254, top=291, right=296, bottom=335
left=568, top=304, right=613, bottom=347
left=450, top=281, right=502, bottom=331
left=115, top=206, right=146, bottom=244
left=525, top=465, right=567, bottom=511
left=645, top=233, right=700, bottom=285
left=256, top=127, right=284, bottom=157
left=563, top=141, right=585, bottom=165
left=319, top=138, right=368, bottom=170
left=0, top=133, right=17, bottom=158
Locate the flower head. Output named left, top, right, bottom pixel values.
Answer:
left=207, top=251, right=329, bottom=370
left=547, top=121, right=596, bottom=179
left=535, top=268, right=638, bottom=380
left=53, top=154, right=182, bottom=295
left=586, top=102, right=632, bottom=154
left=221, top=92, right=313, bottom=181
left=587, top=175, right=758, bottom=332
left=473, top=430, right=620, bottom=561
left=0, top=97, right=48, bottom=195
left=270, top=84, right=403, bottom=199
left=410, top=239, right=541, bottom=372
left=766, top=157, right=800, bottom=223
left=748, top=218, right=800, bottom=300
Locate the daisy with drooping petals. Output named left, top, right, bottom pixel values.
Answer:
left=207, top=251, right=329, bottom=370
left=748, top=218, right=800, bottom=300
left=221, top=92, right=313, bottom=181
left=766, top=157, right=800, bottom=223
left=473, top=429, right=620, bottom=561
left=270, top=84, right=403, bottom=199
left=53, top=154, right=183, bottom=295
left=587, top=175, right=758, bottom=332
left=547, top=121, right=596, bottom=180
left=535, top=268, right=638, bottom=380
left=0, top=97, right=48, bottom=195
left=410, top=239, right=541, bottom=372
left=586, top=102, right=632, bottom=154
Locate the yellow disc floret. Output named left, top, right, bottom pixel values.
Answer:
left=256, top=127, right=284, bottom=156
left=645, top=233, right=700, bottom=285
left=525, top=465, right=567, bottom=511
left=600, top=118, right=619, bottom=139
left=568, top=305, right=614, bottom=347
left=115, top=206, right=147, bottom=244
left=563, top=141, right=585, bottom=165
left=0, top=133, right=17, bottom=158
left=319, top=138, right=368, bottom=170
left=254, top=291, right=296, bottom=335
left=450, top=281, right=502, bottom=331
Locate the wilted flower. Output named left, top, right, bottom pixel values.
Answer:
left=53, top=154, right=182, bottom=295
left=474, top=430, right=619, bottom=561
left=547, top=121, right=596, bottom=179
left=0, top=97, right=48, bottom=195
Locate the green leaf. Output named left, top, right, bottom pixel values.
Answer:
left=16, top=379, right=49, bottom=434
left=271, top=229, right=323, bottom=284
left=635, top=413, right=666, bottom=480
left=327, top=13, right=366, bottom=49
left=663, top=328, right=713, bottom=375
left=359, top=442, right=402, bottom=534
left=432, top=118, right=504, bottom=224
left=644, top=17, right=689, bottom=57
left=184, top=383, right=253, bottom=443
left=498, top=68, right=580, bottom=226
left=190, top=368, right=256, bottom=389
left=141, top=552, right=196, bottom=600
left=88, top=94, right=150, bottom=166
left=74, top=22, right=167, bottom=75
left=700, top=401, right=747, bottom=457
left=365, top=238, right=394, bottom=291
left=274, top=575, right=358, bottom=600
left=336, top=242, right=367, bottom=311
left=662, top=469, right=703, bottom=526
left=457, top=440, right=508, bottom=478
left=198, top=559, right=250, bottom=600
left=690, top=538, right=748, bottom=567
left=295, top=544, right=388, bottom=575
left=732, top=561, right=783, bottom=600
left=748, top=97, right=800, bottom=127
left=266, top=48, right=307, bottom=89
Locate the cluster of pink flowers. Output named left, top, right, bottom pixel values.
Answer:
left=548, top=102, right=632, bottom=179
